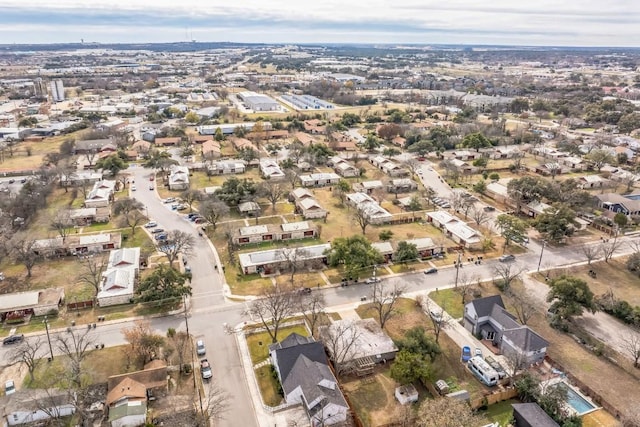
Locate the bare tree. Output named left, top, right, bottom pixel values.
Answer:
left=167, top=328, right=191, bottom=372
left=84, top=149, right=98, bottom=168
left=50, top=210, right=74, bottom=242
left=113, top=197, right=146, bottom=236
left=503, top=350, right=530, bottom=385
left=157, top=230, right=195, bottom=268
left=56, top=327, right=94, bottom=389
left=580, top=244, right=601, bottom=265
left=190, top=380, right=230, bottom=425
left=180, top=189, right=203, bottom=212
left=199, top=196, right=230, bottom=233
left=402, top=158, right=421, bottom=178
left=492, top=262, right=525, bottom=291
left=10, top=337, right=45, bottom=383
left=352, top=206, right=374, bottom=235
left=471, top=207, right=489, bottom=227
left=246, top=284, right=298, bottom=343
left=261, top=180, right=286, bottom=212
left=78, top=254, right=107, bottom=297
left=278, top=247, right=311, bottom=286
left=370, top=281, right=405, bottom=329
left=455, top=273, right=480, bottom=306
left=601, top=233, right=623, bottom=263
left=318, top=321, right=362, bottom=375
left=622, top=331, right=640, bottom=368
left=11, top=235, right=40, bottom=277
left=420, top=298, right=452, bottom=344
left=122, top=320, right=165, bottom=368
left=506, top=288, right=536, bottom=325
left=284, top=169, right=299, bottom=190
left=297, top=292, right=326, bottom=337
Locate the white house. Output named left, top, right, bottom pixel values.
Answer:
left=259, top=159, right=285, bottom=180
left=299, top=173, right=340, bottom=187
left=0, top=389, right=75, bottom=426
left=97, top=267, right=136, bottom=307
left=168, top=165, right=190, bottom=190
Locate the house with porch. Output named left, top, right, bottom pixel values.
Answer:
left=168, top=166, right=190, bottom=190
left=0, top=288, right=65, bottom=321
left=269, top=334, right=349, bottom=426
left=238, top=243, right=330, bottom=275
left=259, top=159, right=285, bottom=180
left=426, top=210, right=482, bottom=249
left=208, top=160, right=246, bottom=175
left=463, top=295, right=548, bottom=364
left=386, top=178, right=417, bottom=193
left=233, top=221, right=318, bottom=245
left=346, top=192, right=393, bottom=224
left=238, top=201, right=261, bottom=217
left=296, top=198, right=328, bottom=220
left=84, top=180, right=116, bottom=208
left=299, top=173, right=340, bottom=188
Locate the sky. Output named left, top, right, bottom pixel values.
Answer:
left=1, top=0, right=640, bottom=47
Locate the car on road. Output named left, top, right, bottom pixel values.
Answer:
left=149, top=185, right=154, bottom=190
left=131, top=185, right=136, bottom=191
left=200, top=359, right=212, bottom=380
left=429, top=310, right=443, bottom=323
left=498, top=254, right=516, bottom=262
left=144, top=221, right=158, bottom=228
left=5, top=380, right=16, bottom=395
left=365, top=277, right=381, bottom=284
left=8, top=179, right=15, bottom=184
left=483, top=206, right=496, bottom=212
left=424, top=267, right=438, bottom=274
left=19, top=178, right=27, bottom=184
left=151, top=228, right=165, bottom=234
left=196, top=340, right=206, bottom=356
left=3, top=334, right=24, bottom=345
left=461, top=346, right=472, bottom=362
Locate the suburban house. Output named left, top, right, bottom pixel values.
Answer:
left=304, top=119, right=326, bottom=134
left=596, top=193, right=640, bottom=217
left=269, top=333, right=349, bottom=426
left=97, top=267, right=136, bottom=307
left=369, top=156, right=408, bottom=177
left=426, top=211, right=482, bottom=249
left=60, top=171, right=103, bottom=187
left=404, top=237, right=441, bottom=259
left=108, top=247, right=141, bottom=274
left=346, top=192, right=393, bottom=224
left=578, top=175, right=608, bottom=189
left=238, top=201, right=261, bottom=217
left=259, top=158, right=285, bottom=180
left=84, top=179, right=116, bottom=208
left=238, top=243, right=330, bottom=275
left=70, top=207, right=111, bottom=225
left=154, top=137, right=181, bottom=146
left=450, top=150, right=481, bottom=161
left=511, top=403, right=559, bottom=427
left=463, top=295, right=549, bottom=364
left=233, top=221, right=318, bottom=245
left=294, top=132, right=317, bottom=146
left=485, top=182, right=509, bottom=204
left=386, top=178, right=417, bottom=193
left=319, top=319, right=398, bottom=376
left=329, top=156, right=359, bottom=177
left=449, top=158, right=474, bottom=174
left=372, top=241, right=394, bottom=262
left=107, top=361, right=168, bottom=427
left=290, top=189, right=328, bottom=219
left=356, top=180, right=384, bottom=195
left=208, top=160, right=246, bottom=175
left=0, top=288, right=64, bottom=320
left=201, top=140, right=222, bottom=159
left=74, top=138, right=113, bottom=154
left=522, top=200, right=552, bottom=218
left=33, top=233, right=122, bottom=257
left=299, top=173, right=340, bottom=188
left=0, top=389, right=75, bottom=426
left=168, top=165, right=190, bottom=190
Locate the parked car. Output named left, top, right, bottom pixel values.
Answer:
left=5, top=380, right=15, bottom=395
left=163, top=197, right=176, bottom=204
left=297, top=287, right=312, bottom=294
left=19, top=178, right=27, bottom=184
left=8, top=179, right=15, bottom=184
left=149, top=175, right=155, bottom=181
left=429, top=310, right=443, bottom=323
left=483, top=206, right=496, bottom=212
left=144, top=221, right=158, bottom=228
left=131, top=185, right=136, bottom=191
left=461, top=346, right=472, bottom=362
left=485, top=355, right=507, bottom=379
left=194, top=218, right=207, bottom=224
left=154, top=234, right=168, bottom=241
left=424, top=267, right=438, bottom=274
left=2, top=334, right=24, bottom=345
left=151, top=228, right=165, bottom=234
left=176, top=204, right=188, bottom=211
left=189, top=215, right=203, bottom=222
left=475, top=347, right=483, bottom=357
left=0, top=272, right=4, bottom=281
left=498, top=254, right=516, bottom=262
left=196, top=340, right=206, bottom=356
left=365, top=277, right=381, bottom=284
left=200, top=359, right=212, bottom=380
left=149, top=185, right=154, bottom=190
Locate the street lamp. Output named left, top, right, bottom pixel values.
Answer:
left=454, top=251, right=462, bottom=288
left=537, top=240, right=547, bottom=273
left=43, top=316, right=54, bottom=361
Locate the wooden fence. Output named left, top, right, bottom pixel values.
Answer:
left=469, top=387, right=518, bottom=409
left=67, top=300, right=94, bottom=310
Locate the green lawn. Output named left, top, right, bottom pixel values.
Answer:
left=388, top=261, right=424, bottom=274
left=480, top=398, right=520, bottom=426
left=246, top=325, right=309, bottom=365
left=324, top=265, right=390, bottom=284
left=122, top=227, right=154, bottom=249
left=428, top=288, right=465, bottom=319
left=224, top=268, right=273, bottom=296
left=255, top=364, right=284, bottom=407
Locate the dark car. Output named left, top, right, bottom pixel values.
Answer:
left=154, top=233, right=168, bottom=241
left=483, top=206, right=496, bottom=212
left=424, top=267, right=438, bottom=274
left=3, top=334, right=24, bottom=345
left=498, top=254, right=516, bottom=262
left=151, top=228, right=165, bottom=234
left=8, top=179, right=15, bottom=184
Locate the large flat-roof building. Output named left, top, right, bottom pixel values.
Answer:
left=237, top=91, right=280, bottom=111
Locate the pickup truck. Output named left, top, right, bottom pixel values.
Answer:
left=200, top=359, right=212, bottom=380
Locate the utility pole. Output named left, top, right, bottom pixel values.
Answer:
left=537, top=241, right=546, bottom=272
left=183, top=294, right=203, bottom=414
left=43, top=316, right=54, bottom=361
left=454, top=251, right=462, bottom=288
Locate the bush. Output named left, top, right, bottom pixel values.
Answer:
left=627, top=252, right=640, bottom=274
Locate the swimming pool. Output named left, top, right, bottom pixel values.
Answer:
left=555, top=382, right=597, bottom=415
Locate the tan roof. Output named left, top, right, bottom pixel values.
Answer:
left=106, top=377, right=146, bottom=406
left=155, top=137, right=181, bottom=145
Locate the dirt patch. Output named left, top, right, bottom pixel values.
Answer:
left=343, top=369, right=400, bottom=427
left=0, top=362, right=28, bottom=391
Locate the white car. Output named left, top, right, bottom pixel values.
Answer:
left=5, top=380, right=15, bottom=395
left=196, top=340, right=206, bottom=356
left=144, top=221, right=158, bottom=228
left=365, top=277, right=381, bottom=284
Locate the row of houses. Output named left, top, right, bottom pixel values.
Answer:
left=369, top=156, right=409, bottom=177
left=33, top=233, right=121, bottom=257
left=426, top=210, right=482, bottom=248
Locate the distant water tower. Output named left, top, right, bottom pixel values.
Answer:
left=50, top=79, right=65, bottom=102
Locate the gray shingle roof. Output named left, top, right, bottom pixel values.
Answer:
left=512, top=403, right=559, bottom=427
left=503, top=327, right=549, bottom=353
left=469, top=295, right=504, bottom=318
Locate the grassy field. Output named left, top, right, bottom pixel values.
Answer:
left=0, top=132, right=83, bottom=173
left=479, top=398, right=521, bottom=426
left=246, top=324, right=309, bottom=365
left=255, top=364, right=284, bottom=407
left=25, top=345, right=133, bottom=388
left=428, top=288, right=465, bottom=319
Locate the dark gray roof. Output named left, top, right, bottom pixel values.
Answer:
left=503, top=327, right=549, bottom=352
left=469, top=295, right=504, bottom=318
left=490, top=304, right=520, bottom=330
left=512, top=403, right=559, bottom=427
left=75, top=138, right=113, bottom=151
left=271, top=337, right=327, bottom=382
left=268, top=332, right=313, bottom=352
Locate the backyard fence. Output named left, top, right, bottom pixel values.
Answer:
left=66, top=300, right=94, bottom=310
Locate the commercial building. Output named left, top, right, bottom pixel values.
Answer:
left=50, top=79, right=65, bottom=102
left=237, top=91, right=280, bottom=111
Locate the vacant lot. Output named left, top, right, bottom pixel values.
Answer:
left=343, top=369, right=400, bottom=427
